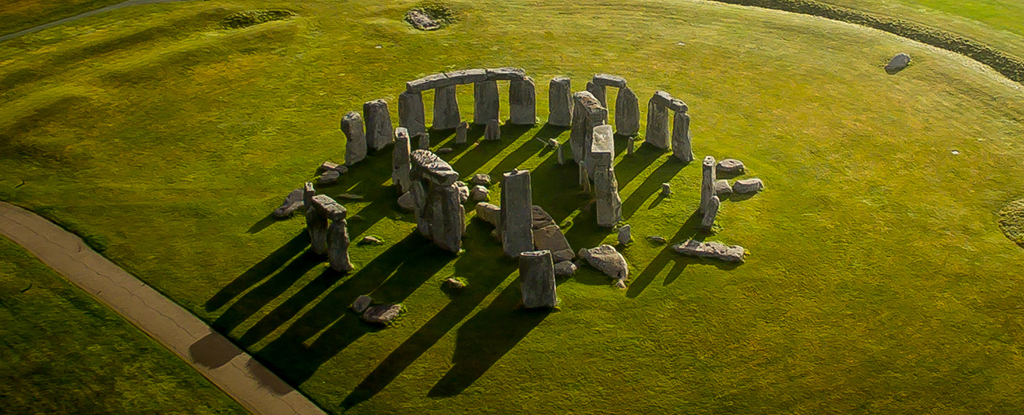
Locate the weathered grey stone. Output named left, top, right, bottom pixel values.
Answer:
left=398, top=91, right=426, bottom=138
left=578, top=244, right=629, bottom=283
left=570, top=91, right=607, bottom=163
left=672, top=240, right=745, bottom=262
left=650, top=90, right=688, bottom=113
left=417, top=132, right=430, bottom=150
left=485, top=119, right=501, bottom=141
left=328, top=219, right=353, bottom=272
left=428, top=184, right=465, bottom=252
left=547, top=138, right=559, bottom=148
left=594, top=165, right=621, bottom=227
left=455, top=121, right=468, bottom=144
left=455, top=181, right=469, bottom=203
left=547, top=77, right=573, bottom=127
left=341, top=111, right=367, bottom=166
left=318, top=161, right=347, bottom=174
left=433, top=85, right=461, bottom=130
left=672, top=112, right=694, bottom=163
left=615, top=86, right=640, bottom=136
left=717, top=159, right=745, bottom=175
left=533, top=225, right=574, bottom=263
left=519, top=250, right=557, bottom=309
left=437, top=147, right=453, bottom=154
left=509, top=76, right=536, bottom=125
left=661, top=183, right=671, bottom=196
left=714, top=179, right=733, bottom=195
left=485, top=67, right=526, bottom=81
left=732, top=178, right=764, bottom=194
left=586, top=81, right=606, bottom=107
left=303, top=182, right=315, bottom=209
left=392, top=128, right=412, bottom=194
left=306, top=195, right=342, bottom=255
left=554, top=261, right=577, bottom=276
left=406, top=73, right=449, bottom=93
left=701, top=195, right=720, bottom=231
left=593, top=73, right=627, bottom=88
left=350, top=295, right=372, bottom=313
left=885, top=52, right=911, bottom=74
left=531, top=206, right=556, bottom=230
left=361, top=304, right=402, bottom=325
left=475, top=202, right=501, bottom=227
left=618, top=224, right=631, bottom=246
left=359, top=236, right=383, bottom=245
left=406, top=9, right=439, bottom=31
left=647, top=235, right=667, bottom=245
left=363, top=99, right=394, bottom=150
left=317, top=170, right=341, bottom=186
left=443, top=277, right=466, bottom=290
left=470, top=185, right=489, bottom=202
left=411, top=149, right=459, bottom=186
left=397, top=191, right=415, bottom=211
left=470, top=173, right=491, bottom=186
left=645, top=99, right=670, bottom=149
left=556, top=144, right=565, bottom=165
left=446, top=69, right=488, bottom=85
left=579, top=161, right=590, bottom=192
left=272, top=189, right=303, bottom=218
left=473, top=80, right=499, bottom=125
left=700, top=156, right=716, bottom=214
left=588, top=124, right=615, bottom=176
left=501, top=169, right=534, bottom=258
left=627, top=137, right=635, bottom=155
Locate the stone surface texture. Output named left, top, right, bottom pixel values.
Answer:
left=578, top=244, right=629, bottom=284
left=455, top=122, right=468, bottom=144
left=701, top=195, right=720, bottom=231
left=593, top=73, right=627, bottom=88
left=586, top=81, right=606, bottom=107
left=733, top=178, right=765, bottom=194
left=475, top=202, right=501, bottom=227
left=341, top=111, right=367, bottom=165
left=554, top=261, right=577, bottom=276
left=272, top=189, right=303, bottom=218
left=714, top=179, right=733, bottom=195
left=673, top=240, right=746, bottom=262
left=548, top=77, right=573, bottom=127
left=433, top=85, right=461, bottom=130
left=501, top=169, right=534, bottom=258
left=398, top=91, right=426, bottom=138
left=470, top=185, right=490, bottom=202
left=363, top=99, right=394, bottom=150
left=410, top=150, right=464, bottom=252
left=519, top=250, right=558, bottom=309
left=645, top=99, right=670, bottom=149
left=700, top=156, right=717, bottom=214
left=615, top=86, right=640, bottom=136
left=485, top=119, right=501, bottom=141
left=351, top=295, right=372, bottom=313
left=509, top=76, right=537, bottom=125
left=327, top=219, right=353, bottom=272
left=533, top=224, right=574, bottom=263
left=474, top=80, right=500, bottom=125
left=618, top=224, right=631, bottom=245
left=717, top=158, right=745, bottom=175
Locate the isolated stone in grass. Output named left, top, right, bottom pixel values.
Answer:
left=717, top=158, right=745, bottom=175
left=578, top=245, right=628, bottom=286
left=616, top=86, right=640, bottom=136
left=272, top=189, right=303, bottom=218
left=405, top=5, right=456, bottom=30
left=443, top=277, right=466, bottom=290
left=455, top=122, right=468, bottom=144
left=351, top=295, right=373, bottom=313
left=470, top=185, right=489, bottom=202
left=554, top=261, right=577, bottom=276
left=362, top=304, right=402, bottom=325
left=520, top=250, right=558, bottom=309
left=885, top=52, right=911, bottom=74
left=471, top=173, right=491, bottom=186
left=359, top=236, right=384, bottom=245
left=647, top=235, right=667, bottom=245
left=220, top=10, right=296, bottom=30
left=618, top=225, right=632, bottom=246
left=732, top=178, right=765, bottom=194
left=673, top=240, right=745, bottom=263
left=715, top=179, right=732, bottom=196
left=998, top=199, right=1024, bottom=246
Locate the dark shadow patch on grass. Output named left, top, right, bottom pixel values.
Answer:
left=247, top=214, right=279, bottom=234
left=531, top=149, right=586, bottom=224
left=437, top=124, right=484, bottom=158
left=724, top=191, right=759, bottom=203
left=450, top=133, right=518, bottom=179
left=487, top=134, right=545, bottom=179
left=626, top=210, right=702, bottom=298
left=236, top=267, right=348, bottom=348
left=211, top=249, right=322, bottom=333
left=0, top=96, right=88, bottom=165
left=620, top=157, right=685, bottom=220
left=205, top=232, right=310, bottom=312
left=189, top=332, right=240, bottom=369
left=325, top=148, right=395, bottom=239
left=614, top=143, right=667, bottom=190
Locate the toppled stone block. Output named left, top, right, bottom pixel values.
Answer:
left=317, top=170, right=341, bottom=186
left=885, top=52, right=911, bottom=74
left=470, top=173, right=491, bottom=186
left=531, top=205, right=557, bottom=230
left=593, top=73, right=627, bottom=88
left=672, top=240, right=745, bottom=263
left=397, top=191, right=416, bottom=211
left=406, top=9, right=440, bottom=31
left=578, top=244, right=629, bottom=283
left=359, top=236, right=384, bottom=245
left=519, top=250, right=558, bottom=309
left=475, top=202, right=501, bottom=227
left=362, top=304, right=402, bottom=325
left=411, top=149, right=459, bottom=186
left=732, top=178, right=765, bottom=194
left=647, top=235, right=667, bottom=245
left=554, top=261, right=577, bottom=276
left=351, top=295, right=373, bottom=313
left=533, top=225, right=574, bottom=263
left=474, top=80, right=500, bottom=125
left=272, top=189, right=303, bottom=218
left=714, top=179, right=732, bottom=195
left=470, top=185, right=489, bottom=202
left=509, top=76, right=537, bottom=125
left=717, top=159, right=744, bottom=176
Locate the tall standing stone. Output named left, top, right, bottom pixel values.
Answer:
left=485, top=119, right=501, bottom=141
left=398, top=91, right=426, bottom=137
left=700, top=156, right=716, bottom=214
left=303, top=182, right=315, bottom=209
left=569, top=91, right=607, bottom=164
left=501, top=169, right=534, bottom=258
left=455, top=122, right=468, bottom=144
left=341, top=111, right=367, bottom=166
left=307, top=195, right=341, bottom=256
left=627, top=137, right=635, bottom=155
left=474, top=80, right=500, bottom=125
left=410, top=150, right=464, bottom=253
left=433, top=85, right=461, bottom=130
left=591, top=125, right=621, bottom=227
left=363, top=99, right=394, bottom=150
left=579, top=161, right=590, bottom=192
left=509, top=76, right=536, bottom=125
left=645, top=98, right=670, bottom=149
left=672, top=111, right=693, bottom=163
left=614, top=86, right=640, bottom=136
left=417, top=133, right=430, bottom=150
left=587, top=124, right=615, bottom=178
left=519, top=250, right=558, bottom=309
left=392, top=128, right=412, bottom=194
left=701, top=195, right=720, bottom=231
left=548, top=77, right=573, bottom=127
left=327, top=205, right=353, bottom=272
left=586, top=81, right=606, bottom=107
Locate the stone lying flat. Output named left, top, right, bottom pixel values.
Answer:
left=486, top=67, right=527, bottom=81
left=650, top=90, right=688, bottom=113
left=398, top=91, right=426, bottom=137
left=732, top=178, right=765, bottom=194
left=554, top=261, right=577, bottom=276
left=364, top=99, right=394, bottom=150
left=318, top=161, right=348, bottom=174
left=531, top=205, right=557, bottom=230
left=672, top=240, right=745, bottom=263
left=501, top=170, right=534, bottom=258
left=592, top=73, right=627, bottom=88
left=443, top=277, right=466, bottom=290
left=359, top=236, right=383, bottom=245
left=470, top=185, right=489, bottom=202
left=470, top=173, right=491, bottom=186
left=351, top=295, right=373, bottom=313
left=534, top=225, right=574, bottom=263
left=361, top=304, right=402, bottom=325
left=885, top=52, right=911, bottom=74
left=647, top=235, right=667, bottom=245
left=338, top=193, right=363, bottom=200
left=406, top=9, right=440, bottom=30
left=317, top=170, right=341, bottom=186
left=272, top=189, right=303, bottom=218
left=717, top=159, right=745, bottom=175
left=578, top=244, right=628, bottom=282
left=714, top=179, right=733, bottom=195
left=475, top=202, right=501, bottom=227
left=446, top=69, right=488, bottom=85
left=411, top=149, right=459, bottom=186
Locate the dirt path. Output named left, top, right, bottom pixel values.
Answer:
left=0, top=0, right=193, bottom=42
left=0, top=201, right=325, bottom=415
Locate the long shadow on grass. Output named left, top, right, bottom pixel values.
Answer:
left=615, top=144, right=668, bottom=190
left=450, top=123, right=528, bottom=178
left=620, top=154, right=686, bottom=220
left=487, top=131, right=547, bottom=178
left=254, top=233, right=453, bottom=385
left=341, top=220, right=518, bottom=409
left=211, top=249, right=323, bottom=334
left=322, top=148, right=395, bottom=240
left=205, top=232, right=310, bottom=312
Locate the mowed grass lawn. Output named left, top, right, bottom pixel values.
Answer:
left=0, top=0, right=126, bottom=36
left=0, top=236, right=246, bottom=414
left=2, top=0, right=1024, bottom=413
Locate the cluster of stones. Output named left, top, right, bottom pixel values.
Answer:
left=350, top=294, right=402, bottom=325
left=304, top=188, right=353, bottom=272
left=401, top=68, right=536, bottom=139
left=406, top=148, right=466, bottom=253
left=645, top=90, right=693, bottom=163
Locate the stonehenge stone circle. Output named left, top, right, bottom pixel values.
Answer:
left=548, top=77, right=573, bottom=127
left=570, top=91, right=607, bottom=164
left=410, top=150, right=464, bottom=253
left=485, top=119, right=501, bottom=141
left=509, top=76, right=537, bottom=125
left=303, top=182, right=315, bottom=208
left=272, top=188, right=303, bottom=218
left=672, top=112, right=694, bottom=163
left=363, top=99, right=394, bottom=150
left=328, top=215, right=353, bottom=272
left=433, top=85, right=461, bottom=130
left=341, top=111, right=367, bottom=165
left=732, top=178, right=765, bottom=194
left=586, top=81, right=606, bottom=107
left=501, top=169, right=534, bottom=258
left=474, top=80, right=500, bottom=125
left=717, top=159, right=745, bottom=175
left=519, top=250, right=558, bottom=309
left=700, top=156, right=716, bottom=214
left=392, top=128, right=413, bottom=194
left=650, top=90, right=689, bottom=113
left=398, top=91, right=426, bottom=137
left=701, top=195, right=720, bottom=231
left=673, top=239, right=745, bottom=262
left=475, top=202, right=501, bottom=228
left=615, top=86, right=641, bottom=137
left=470, top=185, right=490, bottom=202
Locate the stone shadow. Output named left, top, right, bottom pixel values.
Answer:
left=211, top=249, right=323, bottom=334
left=204, top=231, right=310, bottom=312
left=620, top=155, right=686, bottom=220
left=614, top=143, right=667, bottom=191
left=247, top=213, right=278, bottom=234
left=626, top=210, right=702, bottom=298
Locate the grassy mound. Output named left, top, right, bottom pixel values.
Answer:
left=220, top=10, right=295, bottom=30
left=999, top=199, right=1024, bottom=246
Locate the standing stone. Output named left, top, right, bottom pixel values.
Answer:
left=645, top=98, right=670, bottom=149
left=430, top=184, right=465, bottom=252
left=618, top=225, right=631, bottom=245
left=363, top=99, right=394, bottom=150
left=328, top=218, right=353, bottom=272
left=485, top=119, right=501, bottom=141
left=593, top=166, right=621, bottom=228
left=661, top=183, right=671, bottom=197
left=587, top=124, right=615, bottom=179
left=509, top=77, right=537, bottom=125
left=672, top=112, right=694, bottom=163
left=303, top=182, right=315, bottom=209
left=501, top=169, right=534, bottom=258
left=410, top=150, right=465, bottom=253
left=627, top=137, right=635, bottom=155
left=519, top=250, right=558, bottom=309
left=579, top=161, right=590, bottom=192
left=556, top=144, right=565, bottom=165
left=570, top=91, right=607, bottom=164
left=700, top=156, right=716, bottom=214
left=392, top=128, right=412, bottom=194
left=701, top=195, right=720, bottom=231
left=417, top=133, right=430, bottom=150
left=307, top=195, right=342, bottom=256
left=433, top=85, right=461, bottom=130
left=341, top=112, right=367, bottom=166
left=614, top=86, right=640, bottom=136
left=548, top=77, right=573, bottom=127
left=586, top=81, right=606, bottom=107
left=473, top=80, right=500, bottom=125
left=455, top=122, right=468, bottom=144
left=398, top=91, right=426, bottom=137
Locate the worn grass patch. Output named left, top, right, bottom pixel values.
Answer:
left=999, top=199, right=1024, bottom=246
left=220, top=9, right=296, bottom=30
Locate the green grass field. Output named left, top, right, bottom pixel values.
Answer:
left=0, top=236, right=246, bottom=414
left=0, top=0, right=126, bottom=36
left=2, top=0, right=1024, bottom=413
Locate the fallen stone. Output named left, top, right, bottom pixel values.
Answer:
left=437, top=147, right=453, bottom=154
left=520, top=250, right=558, bottom=308
left=272, top=189, right=303, bottom=218
left=351, top=295, right=373, bottom=313
left=470, top=173, right=491, bottom=186
left=338, top=193, right=363, bottom=200
left=406, top=9, right=440, bottom=31
left=578, top=244, right=629, bottom=283
left=470, top=185, right=489, bottom=202
left=398, top=91, right=426, bottom=137
left=341, top=112, right=367, bottom=166
left=547, top=77, right=573, bottom=128
left=359, top=235, right=384, bottom=245
left=509, top=76, right=537, bottom=125
left=661, top=183, right=671, bottom=196
left=732, top=178, right=765, bottom=194
left=618, top=224, right=631, bottom=245
left=672, top=240, right=745, bottom=263
left=433, top=85, right=461, bottom=130
left=714, top=179, right=733, bottom=195
left=363, top=99, right=394, bottom=150
left=501, top=169, right=534, bottom=258
left=593, top=73, right=627, bottom=88
left=647, top=235, right=667, bottom=245
left=716, top=159, right=745, bottom=175
left=474, top=80, right=500, bottom=125
left=318, top=161, right=340, bottom=173
left=554, top=261, right=577, bottom=276
left=317, top=170, right=341, bottom=185
left=533, top=224, right=574, bottom=263
left=615, top=86, right=640, bottom=136
left=475, top=202, right=501, bottom=227
left=672, top=112, right=694, bottom=163
left=443, top=277, right=466, bottom=290
left=361, top=304, right=402, bottom=325
left=455, top=181, right=469, bottom=203
left=328, top=219, right=353, bottom=272
left=397, top=191, right=416, bottom=211
left=645, top=98, right=670, bottom=149
left=485, top=119, right=501, bottom=141
left=885, top=52, right=911, bottom=74
left=417, top=132, right=430, bottom=150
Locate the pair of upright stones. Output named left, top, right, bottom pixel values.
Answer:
left=392, top=130, right=466, bottom=253
left=548, top=74, right=640, bottom=138
left=500, top=169, right=558, bottom=309
left=304, top=187, right=353, bottom=272
left=565, top=90, right=622, bottom=228
left=400, top=67, right=537, bottom=137
left=646, top=91, right=694, bottom=163
left=339, top=99, right=395, bottom=166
